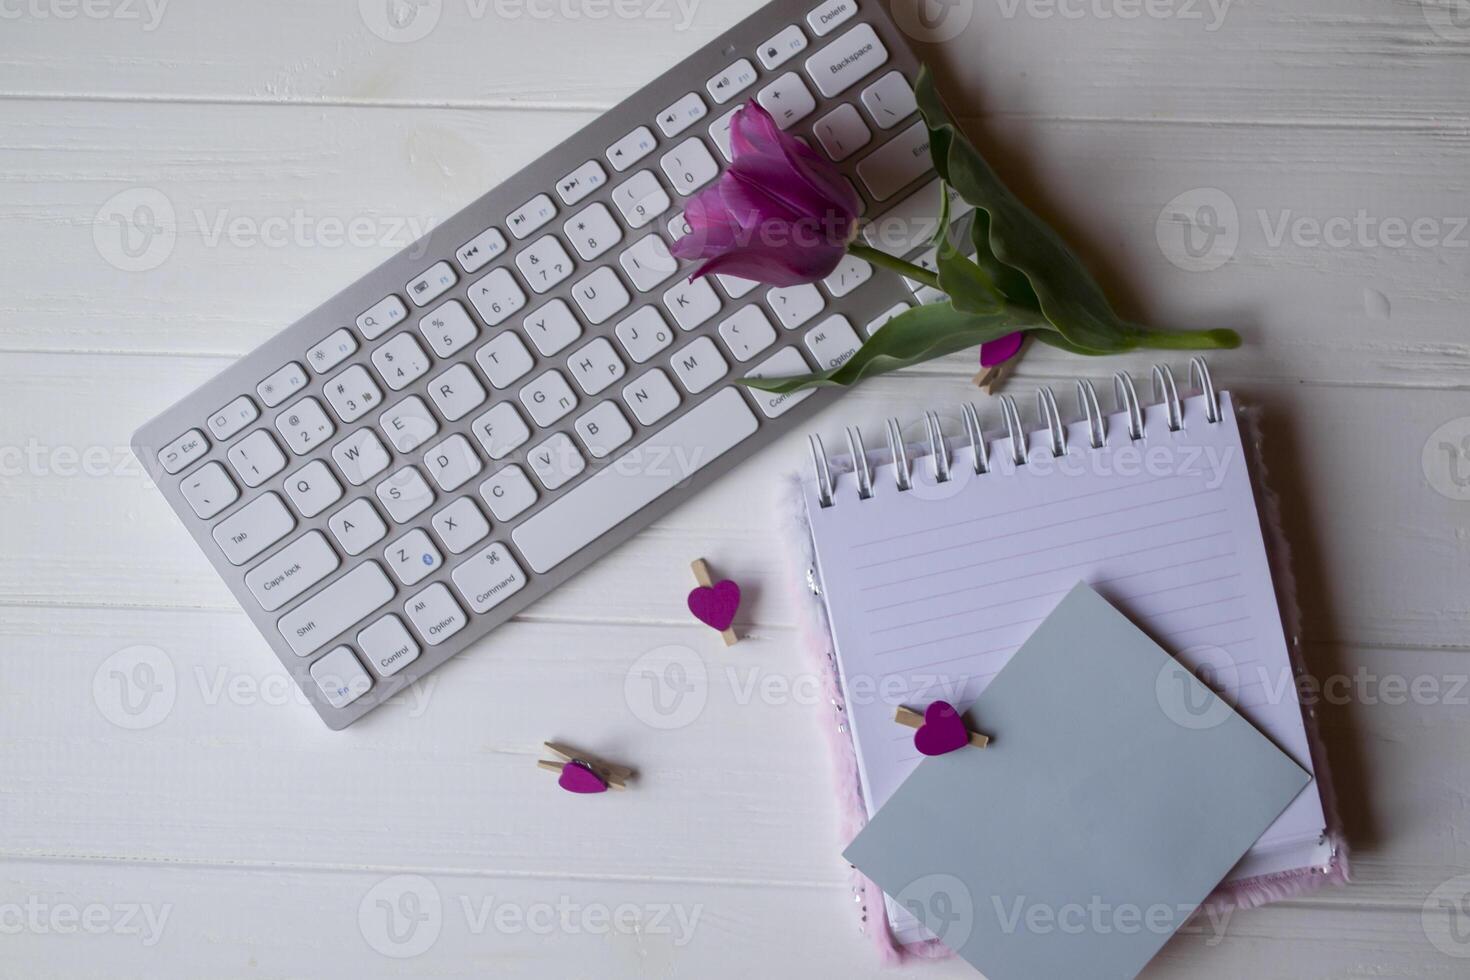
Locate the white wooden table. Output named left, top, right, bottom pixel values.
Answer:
left=3, top=1, right=1468, bottom=976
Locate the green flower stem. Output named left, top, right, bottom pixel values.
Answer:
left=847, top=243, right=940, bottom=289
left=1130, top=327, right=1242, bottom=351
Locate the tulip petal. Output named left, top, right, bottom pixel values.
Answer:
left=981, top=332, right=1026, bottom=367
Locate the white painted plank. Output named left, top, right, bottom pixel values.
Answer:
left=1, top=355, right=1467, bottom=649
left=3, top=99, right=1468, bottom=387
left=0, top=0, right=1467, bottom=126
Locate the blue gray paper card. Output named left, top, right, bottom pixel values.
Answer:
left=843, top=583, right=1311, bottom=980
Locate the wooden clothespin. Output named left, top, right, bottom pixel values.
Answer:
left=688, top=558, right=740, bottom=647
left=896, top=702, right=990, bottom=756
left=538, top=742, right=633, bottom=794
left=972, top=336, right=1033, bottom=395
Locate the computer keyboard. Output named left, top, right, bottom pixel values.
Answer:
left=132, top=0, right=942, bottom=729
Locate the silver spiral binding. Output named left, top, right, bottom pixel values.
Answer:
left=962, top=402, right=990, bottom=474
left=1190, top=356, right=1223, bottom=424
left=998, top=395, right=1026, bottom=465
left=805, top=359, right=1223, bottom=506
left=809, top=434, right=834, bottom=509
left=1152, top=363, right=1183, bottom=432
left=885, top=418, right=913, bottom=492
left=925, top=411, right=951, bottom=484
left=846, top=426, right=874, bottom=500
left=1036, top=386, right=1066, bottom=458
left=1114, top=371, right=1144, bottom=441
left=1077, top=380, right=1106, bottom=449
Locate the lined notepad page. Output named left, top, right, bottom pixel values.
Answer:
left=807, top=393, right=1326, bottom=885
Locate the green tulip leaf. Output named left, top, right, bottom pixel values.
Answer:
left=914, top=66, right=1239, bottom=355
left=739, top=301, right=1049, bottom=395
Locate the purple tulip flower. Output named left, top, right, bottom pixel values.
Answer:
left=671, top=103, right=862, bottom=287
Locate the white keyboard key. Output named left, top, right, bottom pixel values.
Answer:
left=480, top=465, right=539, bottom=522
left=376, top=467, right=435, bottom=524
left=670, top=336, right=728, bottom=394
left=379, top=396, right=439, bottom=454
left=805, top=314, right=864, bottom=371
left=759, top=24, right=809, bottom=69
left=607, top=125, right=658, bottom=173
left=567, top=337, right=627, bottom=396
left=746, top=346, right=818, bottom=418
left=418, top=300, right=479, bottom=358
left=758, top=72, right=818, bottom=130
left=427, top=363, right=487, bottom=422
left=406, top=262, right=458, bottom=308
left=657, top=93, right=708, bottom=138
left=766, top=283, right=826, bottom=330
left=612, top=170, right=672, bottom=230
left=208, top=396, right=260, bottom=442
left=371, top=333, right=432, bottom=392
left=660, top=138, right=720, bottom=196
left=180, top=462, right=238, bottom=520
left=424, top=434, right=483, bottom=492
left=467, top=268, right=529, bottom=327
left=805, top=23, right=889, bottom=98
left=357, top=296, right=409, bottom=340
left=472, top=402, right=532, bottom=460
left=564, top=203, right=623, bottom=262
left=213, top=492, right=295, bottom=566
left=245, top=531, right=340, bottom=612
left=571, top=266, right=632, bottom=325
left=708, top=106, right=741, bottom=162
left=280, top=562, right=395, bottom=657
left=329, top=498, right=388, bottom=556
left=431, top=497, right=490, bottom=555
left=718, top=305, right=778, bottom=362
left=452, top=543, right=528, bottom=614
left=507, top=194, right=557, bottom=240
left=575, top=401, right=634, bottom=459
left=718, top=274, right=759, bottom=299
left=520, top=369, right=580, bottom=426
left=663, top=277, right=721, bottom=331
left=258, top=363, right=310, bottom=409
left=275, top=397, right=336, bottom=455
left=622, top=368, right=682, bottom=426
left=620, top=235, right=678, bottom=291
left=813, top=103, right=872, bottom=162
left=405, top=583, right=468, bottom=647
left=707, top=58, right=758, bottom=104
left=456, top=227, right=509, bottom=275
left=514, top=387, right=758, bottom=573
left=823, top=254, right=874, bottom=297
left=864, top=178, right=973, bottom=253
left=284, top=460, right=343, bottom=518
left=159, top=432, right=213, bottom=481
left=323, top=364, right=384, bottom=424
left=515, top=234, right=575, bottom=294
left=385, top=528, right=442, bottom=587
left=524, top=299, right=583, bottom=356
left=857, top=120, right=932, bottom=202
left=808, top=0, right=858, bottom=36
left=615, top=306, right=675, bottom=363
left=556, top=160, right=608, bottom=206
left=357, top=615, right=421, bottom=678
left=475, top=332, right=535, bottom=390
left=310, top=647, right=373, bottom=708
left=332, top=429, right=392, bottom=487
left=227, top=429, right=287, bottom=488
left=862, top=70, right=918, bottom=129
left=528, top=433, right=586, bottom=491
left=866, top=302, right=912, bottom=336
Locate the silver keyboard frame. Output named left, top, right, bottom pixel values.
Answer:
left=132, top=0, right=926, bottom=729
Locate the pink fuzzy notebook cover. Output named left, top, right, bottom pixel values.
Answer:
left=777, top=389, right=1349, bottom=964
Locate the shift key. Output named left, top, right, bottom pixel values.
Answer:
left=278, top=563, right=396, bottom=657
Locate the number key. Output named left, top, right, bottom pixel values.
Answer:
left=323, top=365, right=384, bottom=424
left=371, top=333, right=432, bottom=392
left=275, top=398, right=336, bottom=455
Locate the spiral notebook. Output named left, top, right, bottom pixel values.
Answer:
left=802, top=362, right=1333, bottom=945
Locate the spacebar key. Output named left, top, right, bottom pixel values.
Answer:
left=514, top=387, right=759, bottom=573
